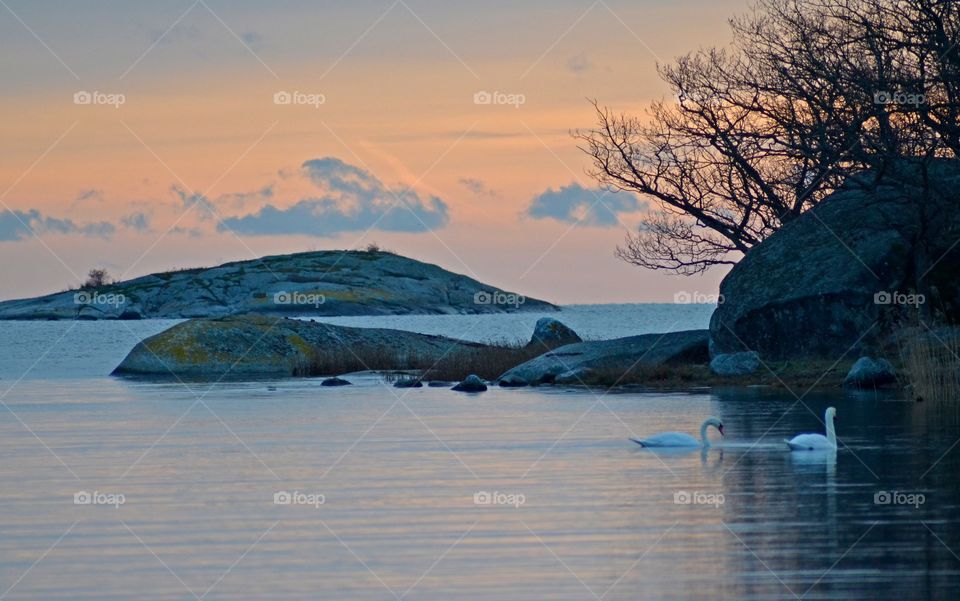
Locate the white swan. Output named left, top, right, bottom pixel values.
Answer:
left=785, top=407, right=837, bottom=451
left=631, top=417, right=725, bottom=447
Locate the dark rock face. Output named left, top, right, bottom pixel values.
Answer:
left=321, top=377, right=352, bottom=386
left=452, top=374, right=488, bottom=392
left=528, top=317, right=581, bottom=348
left=844, top=357, right=897, bottom=388
left=710, top=161, right=960, bottom=360
left=498, top=330, right=709, bottom=386
left=0, top=250, right=556, bottom=320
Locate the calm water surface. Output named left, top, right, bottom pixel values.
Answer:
left=0, top=308, right=957, bottom=600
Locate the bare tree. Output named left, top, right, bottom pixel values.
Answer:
left=577, top=0, right=959, bottom=275
left=83, top=268, right=111, bottom=289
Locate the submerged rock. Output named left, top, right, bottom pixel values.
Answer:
left=844, top=356, right=897, bottom=388
left=528, top=317, right=581, bottom=349
left=710, top=161, right=960, bottom=360
left=452, top=374, right=487, bottom=392
left=321, top=377, right=352, bottom=386
left=498, top=330, right=709, bottom=386
left=710, top=352, right=761, bottom=376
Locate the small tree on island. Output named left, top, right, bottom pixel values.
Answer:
left=577, top=0, right=960, bottom=275
left=82, top=268, right=111, bottom=289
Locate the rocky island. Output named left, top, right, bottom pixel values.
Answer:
left=0, top=250, right=554, bottom=320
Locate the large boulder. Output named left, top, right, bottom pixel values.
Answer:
left=498, top=330, right=709, bottom=386
left=710, top=351, right=761, bottom=376
left=710, top=161, right=960, bottom=360
left=844, top=356, right=897, bottom=388
left=528, top=317, right=581, bottom=348
left=112, top=315, right=488, bottom=377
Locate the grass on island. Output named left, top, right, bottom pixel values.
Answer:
left=574, top=359, right=857, bottom=390
left=292, top=337, right=866, bottom=390
left=292, top=340, right=550, bottom=382
left=899, top=325, right=960, bottom=405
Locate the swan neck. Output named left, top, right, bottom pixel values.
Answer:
left=700, top=421, right=710, bottom=446
left=826, top=416, right=837, bottom=447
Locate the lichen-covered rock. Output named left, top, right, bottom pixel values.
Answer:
left=844, top=356, right=897, bottom=388
left=528, top=317, right=581, bottom=349
left=112, top=315, right=487, bottom=378
left=710, top=161, right=960, bottom=360
left=452, top=374, right=487, bottom=392
left=498, top=330, right=709, bottom=386
left=0, top=250, right=555, bottom=320
left=710, top=352, right=761, bottom=376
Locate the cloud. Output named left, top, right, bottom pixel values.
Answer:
left=74, top=189, right=103, bottom=203
left=172, top=184, right=218, bottom=220
left=121, top=212, right=151, bottom=232
left=220, top=157, right=450, bottom=236
left=0, top=209, right=115, bottom=241
left=459, top=177, right=496, bottom=197
left=567, top=52, right=593, bottom=74
left=526, top=183, right=645, bottom=227
left=219, top=184, right=274, bottom=208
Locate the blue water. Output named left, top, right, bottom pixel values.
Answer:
left=0, top=305, right=957, bottom=600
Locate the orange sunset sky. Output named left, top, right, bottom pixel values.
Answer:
left=0, top=0, right=748, bottom=304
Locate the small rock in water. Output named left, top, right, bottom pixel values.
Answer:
left=452, top=374, right=488, bottom=392
left=844, top=356, right=897, bottom=388
left=394, top=378, right=423, bottom=388
left=427, top=381, right=453, bottom=387
left=710, top=351, right=761, bottom=376
left=321, top=377, right=352, bottom=387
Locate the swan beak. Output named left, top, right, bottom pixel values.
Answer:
left=718, top=424, right=725, bottom=436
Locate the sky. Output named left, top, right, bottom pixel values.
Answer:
left=0, top=0, right=748, bottom=304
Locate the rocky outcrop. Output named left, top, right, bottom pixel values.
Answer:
left=528, top=317, right=581, bottom=348
left=112, top=315, right=488, bottom=377
left=0, top=250, right=555, bottom=320
left=710, top=161, right=960, bottom=360
left=710, top=352, right=761, bottom=376
left=497, top=330, right=709, bottom=386
left=844, top=356, right=897, bottom=388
